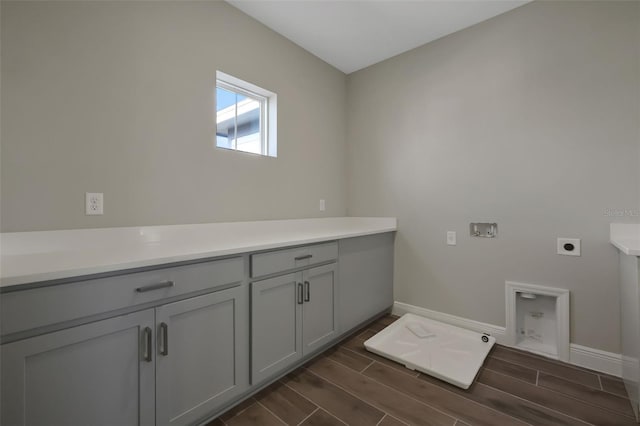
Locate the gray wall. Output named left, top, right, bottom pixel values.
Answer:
left=2, top=0, right=639, bottom=354
left=1, top=1, right=347, bottom=231
left=346, top=1, right=640, bottom=353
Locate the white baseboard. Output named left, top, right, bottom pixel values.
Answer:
left=569, top=344, right=622, bottom=377
left=392, top=301, right=622, bottom=377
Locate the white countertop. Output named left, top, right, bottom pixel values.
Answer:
left=0, top=217, right=397, bottom=288
left=610, top=223, right=640, bottom=256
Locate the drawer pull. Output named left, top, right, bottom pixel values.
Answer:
left=159, top=322, right=169, bottom=356
left=135, top=281, right=174, bottom=293
left=294, top=254, right=313, bottom=261
left=297, top=283, right=304, bottom=305
left=304, top=281, right=310, bottom=302
left=142, top=327, right=152, bottom=362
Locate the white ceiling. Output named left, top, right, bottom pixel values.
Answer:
left=227, top=0, right=530, bottom=74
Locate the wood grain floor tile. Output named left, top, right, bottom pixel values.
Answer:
left=255, top=381, right=317, bottom=425
left=601, top=375, right=630, bottom=398
left=220, top=398, right=258, bottom=422
left=347, top=315, right=396, bottom=336
left=340, top=335, right=419, bottom=377
left=324, top=347, right=373, bottom=372
left=212, top=318, right=632, bottom=426
left=374, top=315, right=400, bottom=327
left=537, top=372, right=635, bottom=418
left=299, top=408, right=346, bottom=426
left=362, top=361, right=528, bottom=426
left=479, top=368, right=637, bottom=425
left=483, top=357, right=537, bottom=384
left=367, top=316, right=398, bottom=333
left=283, top=369, right=384, bottom=425
left=378, top=414, right=409, bottom=426
left=490, top=346, right=601, bottom=389
left=356, top=328, right=378, bottom=340
left=307, top=357, right=456, bottom=426
left=362, top=323, right=387, bottom=339
left=204, top=417, right=225, bottom=426
left=418, top=373, right=590, bottom=426
left=225, top=402, right=286, bottom=426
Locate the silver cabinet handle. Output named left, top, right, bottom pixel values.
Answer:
left=304, top=281, right=310, bottom=302
left=135, top=281, right=174, bottom=293
left=294, top=254, right=313, bottom=261
left=297, top=283, right=303, bottom=304
left=142, top=327, right=152, bottom=362
left=159, top=322, right=169, bottom=356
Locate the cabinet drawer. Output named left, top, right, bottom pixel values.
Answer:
left=1, top=256, right=244, bottom=336
left=251, top=242, right=338, bottom=278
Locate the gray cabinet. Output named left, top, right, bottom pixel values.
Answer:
left=1, top=232, right=395, bottom=425
left=155, top=285, right=248, bottom=426
left=338, top=233, right=395, bottom=333
left=251, top=273, right=302, bottom=384
left=251, top=263, right=338, bottom=384
left=1, top=285, right=248, bottom=426
left=620, top=253, right=640, bottom=419
left=302, top=263, right=338, bottom=352
left=1, top=256, right=244, bottom=338
left=1, top=309, right=156, bottom=426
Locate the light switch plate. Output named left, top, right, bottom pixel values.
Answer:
left=447, top=231, right=456, bottom=246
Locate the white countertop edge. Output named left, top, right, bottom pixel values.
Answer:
left=1, top=217, right=397, bottom=288
left=610, top=223, right=640, bottom=256
left=610, top=239, right=640, bottom=256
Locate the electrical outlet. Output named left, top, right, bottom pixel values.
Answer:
left=557, top=238, right=580, bottom=256
left=319, top=199, right=326, bottom=212
left=447, top=231, right=456, bottom=246
left=86, top=192, right=104, bottom=215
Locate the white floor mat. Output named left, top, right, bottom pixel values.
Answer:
left=364, top=313, right=496, bottom=389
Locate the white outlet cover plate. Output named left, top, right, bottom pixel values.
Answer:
left=557, top=238, right=580, bottom=256
left=86, top=192, right=104, bottom=215
left=447, top=231, right=456, bottom=246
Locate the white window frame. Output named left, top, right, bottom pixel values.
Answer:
left=215, top=71, right=277, bottom=157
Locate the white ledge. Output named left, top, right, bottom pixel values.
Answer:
left=610, top=223, right=640, bottom=256
left=0, top=217, right=397, bottom=288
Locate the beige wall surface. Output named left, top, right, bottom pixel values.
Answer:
left=346, top=1, right=640, bottom=353
left=1, top=1, right=347, bottom=231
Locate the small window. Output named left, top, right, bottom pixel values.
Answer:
left=216, top=71, right=277, bottom=157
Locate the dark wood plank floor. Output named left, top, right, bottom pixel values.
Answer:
left=208, top=315, right=635, bottom=426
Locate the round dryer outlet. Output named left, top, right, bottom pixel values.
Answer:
left=557, top=238, right=580, bottom=256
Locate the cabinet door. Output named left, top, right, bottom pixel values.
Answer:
left=155, top=286, right=249, bottom=426
left=251, top=273, right=302, bottom=384
left=302, top=263, right=339, bottom=354
left=1, top=309, right=155, bottom=426
left=338, top=233, right=395, bottom=333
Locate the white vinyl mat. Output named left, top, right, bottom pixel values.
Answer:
left=364, top=313, right=496, bottom=389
